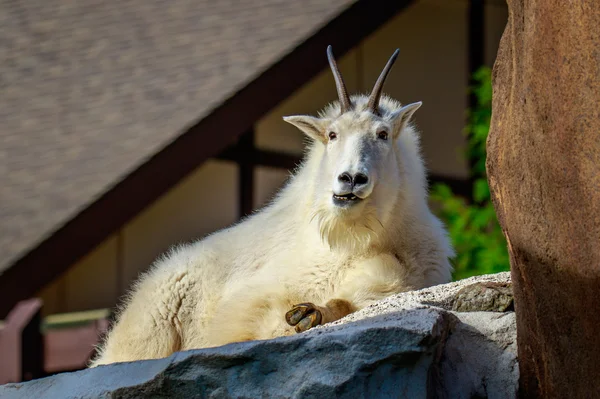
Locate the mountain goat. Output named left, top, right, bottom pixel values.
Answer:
left=90, top=46, right=454, bottom=366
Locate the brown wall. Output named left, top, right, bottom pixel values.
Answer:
left=37, top=0, right=508, bottom=315
left=39, top=161, right=238, bottom=314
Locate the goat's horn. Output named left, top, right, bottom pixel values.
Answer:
left=327, top=45, right=352, bottom=114
left=367, top=49, right=400, bottom=115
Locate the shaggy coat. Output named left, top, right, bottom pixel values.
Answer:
left=90, top=93, right=454, bottom=367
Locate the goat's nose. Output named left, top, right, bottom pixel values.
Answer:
left=337, top=172, right=369, bottom=188
left=338, top=172, right=353, bottom=185
left=354, top=173, right=369, bottom=187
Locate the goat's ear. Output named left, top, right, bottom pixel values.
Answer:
left=390, top=102, right=422, bottom=139
left=283, top=115, right=328, bottom=143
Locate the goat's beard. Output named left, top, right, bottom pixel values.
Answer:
left=310, top=203, right=385, bottom=253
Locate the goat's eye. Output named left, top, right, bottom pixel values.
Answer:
left=328, top=132, right=337, bottom=141
left=377, top=131, right=388, bottom=140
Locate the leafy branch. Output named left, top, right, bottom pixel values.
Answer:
left=430, top=67, right=509, bottom=280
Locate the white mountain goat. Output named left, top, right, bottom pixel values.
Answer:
left=90, top=46, right=454, bottom=366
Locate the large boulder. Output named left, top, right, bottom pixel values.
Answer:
left=486, top=1, right=600, bottom=398
left=0, top=273, right=517, bottom=398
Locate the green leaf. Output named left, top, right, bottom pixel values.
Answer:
left=473, top=179, right=490, bottom=203
left=431, top=66, right=510, bottom=281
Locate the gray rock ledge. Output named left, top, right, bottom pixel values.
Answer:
left=0, top=272, right=517, bottom=399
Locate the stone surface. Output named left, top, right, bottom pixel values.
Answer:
left=438, top=311, right=517, bottom=399
left=486, top=0, right=600, bottom=397
left=451, top=282, right=513, bottom=312
left=0, top=273, right=517, bottom=398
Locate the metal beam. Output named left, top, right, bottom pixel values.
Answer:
left=237, top=130, right=255, bottom=218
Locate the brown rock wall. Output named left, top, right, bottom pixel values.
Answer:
left=487, top=1, right=600, bottom=397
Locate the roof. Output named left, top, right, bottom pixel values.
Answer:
left=0, top=0, right=415, bottom=316
left=0, top=0, right=353, bottom=273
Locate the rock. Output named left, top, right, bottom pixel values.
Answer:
left=486, top=0, right=600, bottom=397
left=451, top=282, right=513, bottom=312
left=0, top=273, right=517, bottom=398
left=436, top=311, right=517, bottom=399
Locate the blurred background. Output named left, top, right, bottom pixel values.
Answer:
left=0, top=0, right=508, bottom=382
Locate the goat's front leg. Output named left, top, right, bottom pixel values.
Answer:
left=285, top=253, right=410, bottom=333
left=285, top=299, right=356, bottom=332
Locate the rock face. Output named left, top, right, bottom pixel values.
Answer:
left=486, top=1, right=600, bottom=398
left=0, top=273, right=517, bottom=398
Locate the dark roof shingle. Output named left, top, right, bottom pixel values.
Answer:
left=0, top=0, right=355, bottom=273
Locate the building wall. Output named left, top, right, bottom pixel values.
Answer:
left=37, top=0, right=508, bottom=315
left=363, top=0, right=469, bottom=178
left=39, top=160, right=238, bottom=314
left=120, top=160, right=237, bottom=290
left=256, top=0, right=508, bottom=182
left=485, top=0, right=509, bottom=67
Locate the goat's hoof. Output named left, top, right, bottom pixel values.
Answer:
left=285, top=303, right=322, bottom=333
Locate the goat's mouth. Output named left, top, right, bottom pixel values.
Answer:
left=332, top=193, right=363, bottom=207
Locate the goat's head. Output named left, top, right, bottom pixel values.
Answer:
left=284, top=46, right=422, bottom=245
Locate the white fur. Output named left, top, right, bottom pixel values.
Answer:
left=90, top=95, right=454, bottom=367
